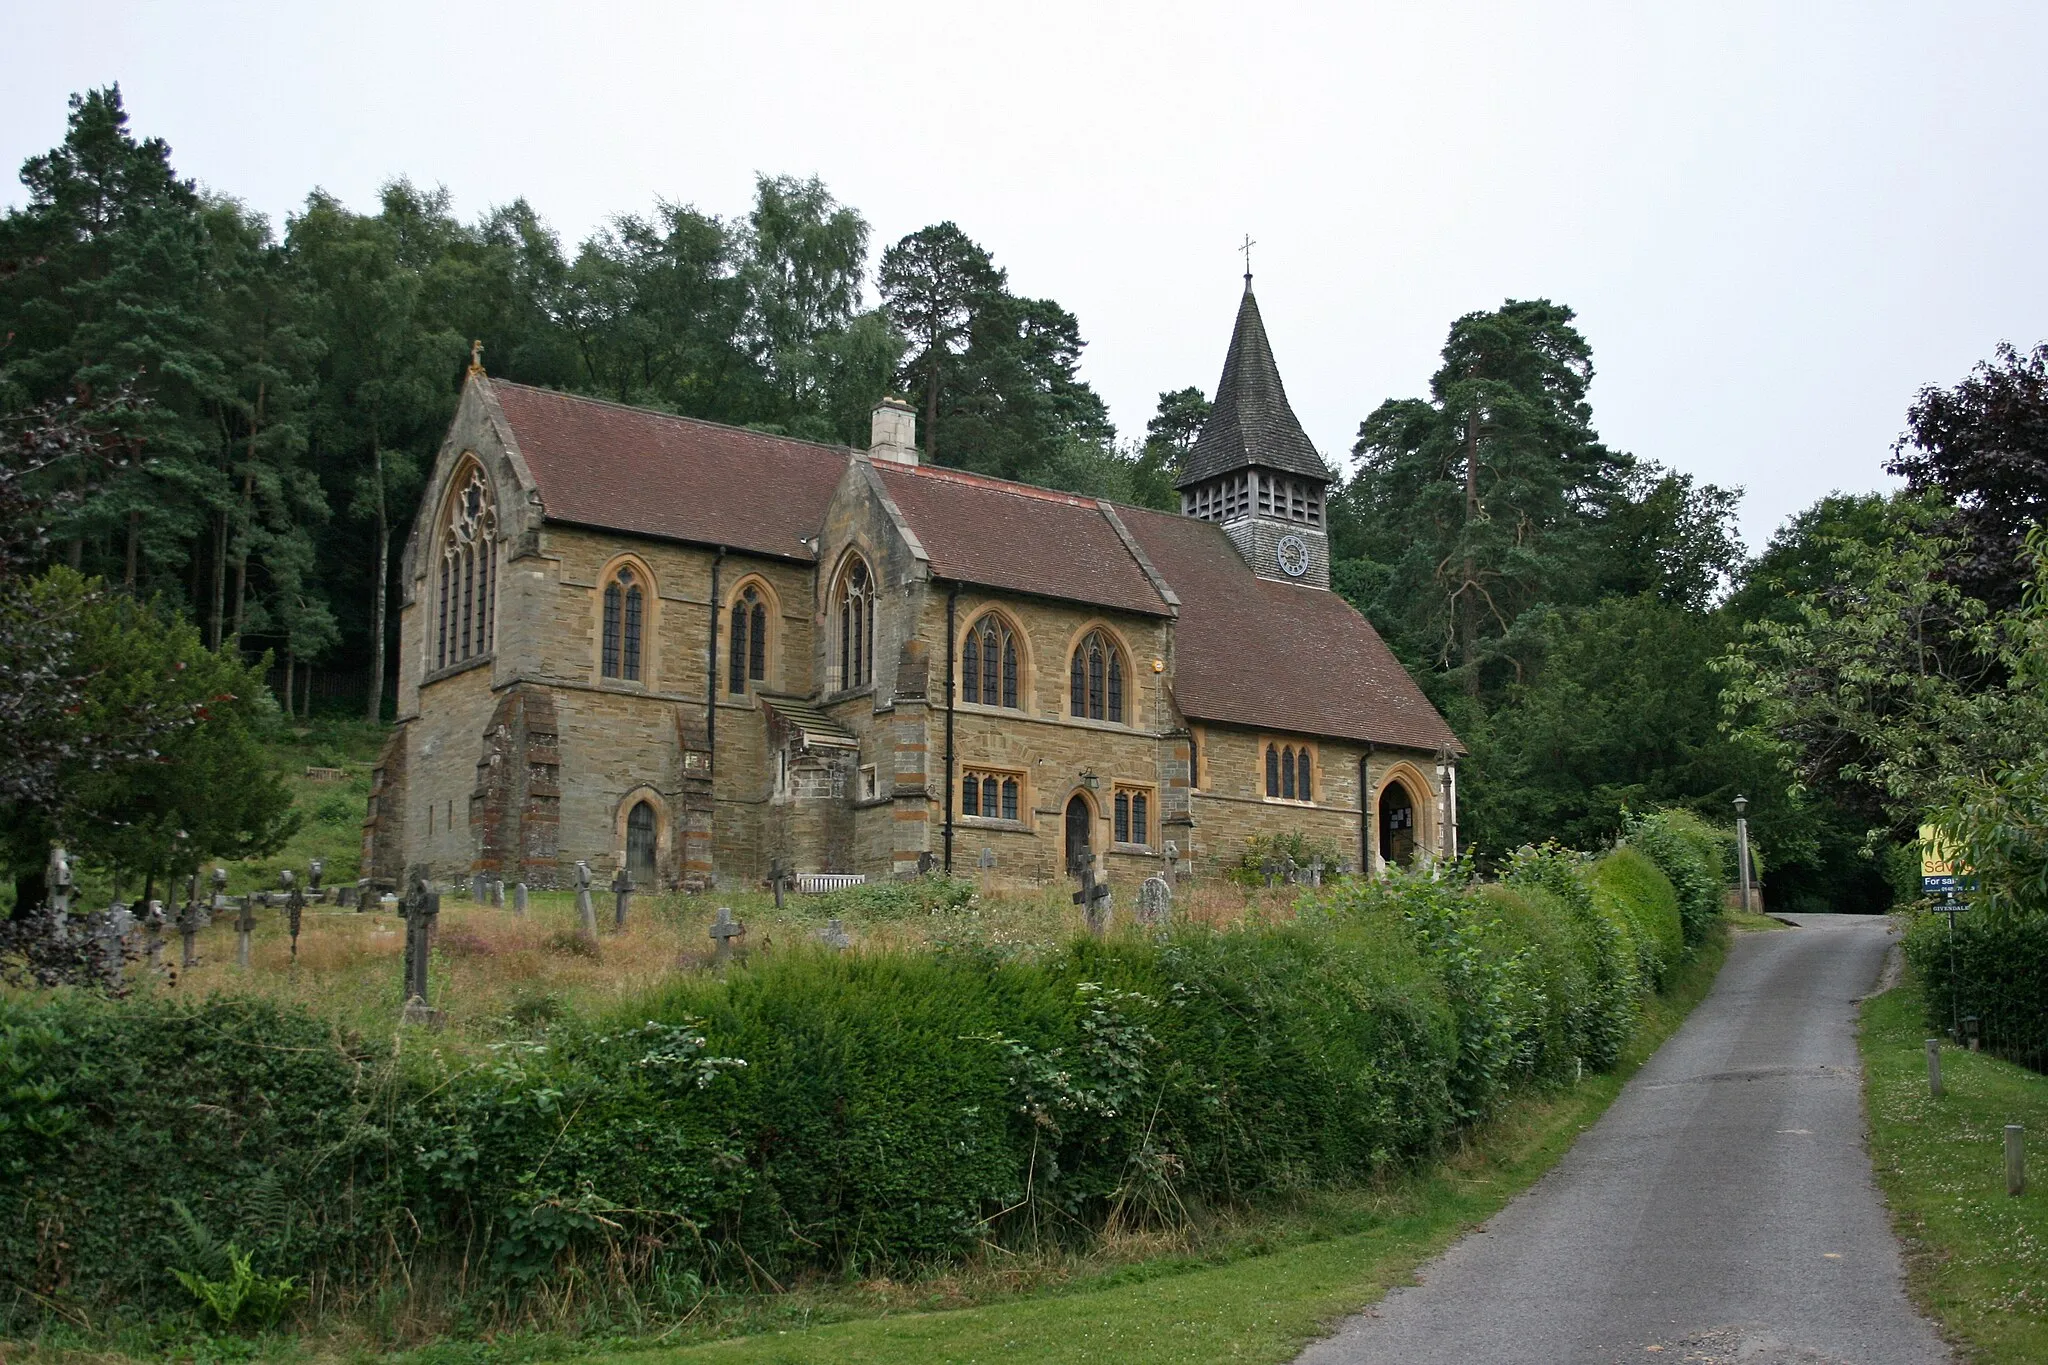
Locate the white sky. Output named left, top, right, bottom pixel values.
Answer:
left=6, top=1, right=2046, bottom=551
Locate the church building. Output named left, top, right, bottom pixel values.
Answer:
left=361, top=282, right=1462, bottom=892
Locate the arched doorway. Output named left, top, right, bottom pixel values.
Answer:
left=626, top=800, right=658, bottom=887
left=1065, top=794, right=1093, bottom=875
left=1378, top=780, right=1417, bottom=868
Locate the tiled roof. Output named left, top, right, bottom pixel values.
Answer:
left=1118, top=505, right=1463, bottom=753
left=489, top=381, right=846, bottom=561
left=873, top=464, right=1174, bottom=617
left=1178, top=283, right=1333, bottom=488
left=758, top=695, right=861, bottom=750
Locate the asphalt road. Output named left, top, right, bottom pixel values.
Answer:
left=1296, top=915, right=1951, bottom=1365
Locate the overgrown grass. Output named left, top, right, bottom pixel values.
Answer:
left=522, top=920, right=1726, bottom=1365
left=1862, top=973, right=2048, bottom=1362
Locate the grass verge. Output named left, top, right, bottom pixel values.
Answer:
left=1862, top=972, right=2048, bottom=1362
left=558, top=920, right=1733, bottom=1365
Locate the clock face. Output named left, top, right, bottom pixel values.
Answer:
left=1276, top=533, right=1310, bottom=578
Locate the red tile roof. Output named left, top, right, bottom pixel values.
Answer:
left=1117, top=506, right=1463, bottom=753
left=490, top=381, right=845, bottom=561
left=872, top=464, right=1173, bottom=617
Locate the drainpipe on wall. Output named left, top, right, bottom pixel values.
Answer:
left=708, top=546, right=725, bottom=791
left=1361, top=743, right=1375, bottom=876
left=942, top=581, right=958, bottom=874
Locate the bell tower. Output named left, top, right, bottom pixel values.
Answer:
left=1177, top=274, right=1333, bottom=589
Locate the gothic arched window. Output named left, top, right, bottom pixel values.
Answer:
left=962, top=613, right=1020, bottom=708
left=836, top=556, right=877, bottom=690
left=728, top=583, right=770, bottom=694
left=1264, top=742, right=1316, bottom=801
left=1069, top=629, right=1126, bottom=723
left=434, top=464, right=497, bottom=672
left=1266, top=744, right=1281, bottom=798
left=601, top=563, right=646, bottom=681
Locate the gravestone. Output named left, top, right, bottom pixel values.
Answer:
left=1309, top=857, right=1324, bottom=888
left=89, top=909, right=128, bottom=991
left=235, top=892, right=258, bottom=969
left=512, top=882, right=528, bottom=916
left=977, top=846, right=996, bottom=886
left=1072, top=858, right=1112, bottom=938
left=612, top=867, right=633, bottom=930
left=177, top=891, right=202, bottom=970
left=1260, top=857, right=1281, bottom=889
left=401, top=875, right=443, bottom=1025
left=917, top=851, right=937, bottom=876
left=1163, top=841, right=1182, bottom=886
left=708, top=905, right=745, bottom=964
left=769, top=857, right=787, bottom=911
left=471, top=872, right=486, bottom=902
left=281, top=869, right=306, bottom=961
left=308, top=858, right=325, bottom=900
left=337, top=883, right=358, bottom=909
left=143, top=900, right=167, bottom=973
left=489, top=878, right=505, bottom=908
left=208, top=866, right=230, bottom=927
left=46, top=846, right=73, bottom=937
left=817, top=917, right=851, bottom=952
left=573, top=860, right=598, bottom=940
left=1136, top=875, right=1172, bottom=928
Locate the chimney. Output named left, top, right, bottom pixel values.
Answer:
left=868, top=397, right=918, bottom=466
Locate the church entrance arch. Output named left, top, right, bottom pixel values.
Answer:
left=1378, top=780, right=1418, bottom=869
left=1065, top=794, right=1094, bottom=875
left=626, top=800, right=658, bottom=887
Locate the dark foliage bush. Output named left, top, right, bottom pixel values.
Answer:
left=2, top=859, right=1702, bottom=1330
left=1902, top=909, right=2048, bottom=1071
left=1623, top=808, right=1731, bottom=947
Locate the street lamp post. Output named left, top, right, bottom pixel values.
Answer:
left=1734, top=795, right=1753, bottom=914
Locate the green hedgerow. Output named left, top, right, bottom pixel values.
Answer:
left=1592, top=848, right=1685, bottom=991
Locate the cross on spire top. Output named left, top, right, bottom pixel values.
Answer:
left=1239, top=234, right=1256, bottom=283
left=468, top=339, right=485, bottom=375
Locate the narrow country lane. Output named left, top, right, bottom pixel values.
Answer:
left=1297, top=916, right=1950, bottom=1365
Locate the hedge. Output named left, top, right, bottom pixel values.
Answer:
left=1, top=854, right=1707, bottom=1331
left=1901, top=909, right=2048, bottom=1071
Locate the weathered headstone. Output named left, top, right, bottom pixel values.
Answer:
left=46, top=846, right=73, bottom=937
left=1163, top=841, right=1181, bottom=885
left=1309, top=857, right=1324, bottom=888
left=88, top=909, right=128, bottom=991
left=816, top=917, right=851, bottom=952
left=512, top=882, right=528, bottom=916
left=401, top=874, right=443, bottom=1025
left=143, top=900, right=167, bottom=973
left=350, top=878, right=369, bottom=911
left=1136, top=875, right=1172, bottom=928
left=235, top=892, right=258, bottom=969
left=770, top=857, right=787, bottom=911
left=208, top=866, right=229, bottom=927
left=1260, top=857, right=1281, bottom=889
left=308, top=858, right=325, bottom=898
left=177, top=890, right=201, bottom=970
left=917, top=850, right=937, bottom=876
left=708, top=905, right=745, bottom=964
left=471, top=872, right=486, bottom=902
left=489, top=878, right=505, bottom=908
left=337, top=883, right=358, bottom=909
left=281, top=869, right=306, bottom=961
left=573, top=860, right=598, bottom=940
left=1073, top=858, right=1112, bottom=937
left=612, top=866, right=634, bottom=930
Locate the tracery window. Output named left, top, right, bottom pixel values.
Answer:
left=1114, top=785, right=1151, bottom=847
left=961, top=613, right=1020, bottom=708
left=960, top=766, right=1021, bottom=822
left=728, top=583, right=769, bottom=694
left=601, top=564, right=646, bottom=681
left=434, top=464, right=497, bottom=671
left=1264, top=742, right=1315, bottom=802
left=836, top=556, right=877, bottom=691
left=1069, top=629, right=1126, bottom=724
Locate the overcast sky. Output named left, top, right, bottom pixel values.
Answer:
left=7, top=2, right=2046, bottom=551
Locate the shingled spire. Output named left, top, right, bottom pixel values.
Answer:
left=1177, top=281, right=1329, bottom=489
left=1177, top=279, right=1333, bottom=589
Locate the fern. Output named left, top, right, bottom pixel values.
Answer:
left=172, top=1242, right=304, bottom=1329
left=164, top=1198, right=230, bottom=1281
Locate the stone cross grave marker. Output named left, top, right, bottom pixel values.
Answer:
left=512, top=882, right=528, bottom=916
left=308, top=858, right=325, bottom=901
left=612, top=866, right=634, bottom=930
left=1260, top=857, right=1282, bottom=889
left=817, top=917, right=851, bottom=952
left=1136, top=875, right=1172, bottom=928
left=281, top=869, right=306, bottom=961
left=1073, top=857, right=1112, bottom=938
left=178, top=883, right=201, bottom=970
left=573, top=860, right=598, bottom=940
left=209, top=866, right=229, bottom=927
left=709, top=905, right=745, bottom=964
left=1309, top=857, right=1324, bottom=888
left=401, top=874, right=442, bottom=1024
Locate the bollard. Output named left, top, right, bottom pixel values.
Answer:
left=1925, top=1039, right=1944, bottom=1099
left=2008, top=1125, right=2026, bottom=1197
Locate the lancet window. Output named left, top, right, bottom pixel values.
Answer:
left=1264, top=742, right=1315, bottom=801
left=961, top=613, right=1020, bottom=708
left=601, top=564, right=646, bottom=681
left=434, top=465, right=497, bottom=672
left=728, top=583, right=769, bottom=694
left=1069, top=629, right=1126, bottom=724
left=837, top=556, right=877, bottom=690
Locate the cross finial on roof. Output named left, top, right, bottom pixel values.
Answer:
left=468, top=339, right=484, bottom=376
left=1239, top=234, right=1256, bottom=283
